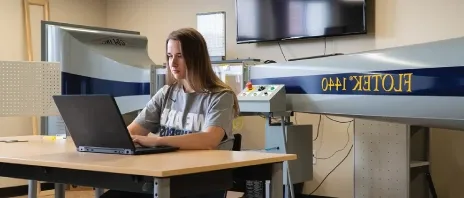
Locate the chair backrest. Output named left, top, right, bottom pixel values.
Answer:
left=232, top=133, right=242, bottom=151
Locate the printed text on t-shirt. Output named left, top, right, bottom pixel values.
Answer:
left=159, top=108, right=205, bottom=136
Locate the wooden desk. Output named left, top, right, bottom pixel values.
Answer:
left=0, top=136, right=296, bottom=198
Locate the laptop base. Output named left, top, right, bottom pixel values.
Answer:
left=78, top=146, right=179, bottom=155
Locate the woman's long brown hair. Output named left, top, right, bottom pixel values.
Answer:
left=165, top=28, right=240, bottom=118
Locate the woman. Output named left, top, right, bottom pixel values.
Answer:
left=100, top=28, right=240, bottom=198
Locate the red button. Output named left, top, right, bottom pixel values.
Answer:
left=246, top=82, right=253, bottom=90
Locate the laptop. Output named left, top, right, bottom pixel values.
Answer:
left=52, top=94, right=179, bottom=155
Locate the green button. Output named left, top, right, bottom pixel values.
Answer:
left=270, top=86, right=275, bottom=90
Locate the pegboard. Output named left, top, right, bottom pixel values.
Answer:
left=354, top=119, right=410, bottom=198
left=0, top=61, right=61, bottom=117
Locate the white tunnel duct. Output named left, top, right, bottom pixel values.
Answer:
left=42, top=22, right=156, bottom=135
left=249, top=37, right=464, bottom=131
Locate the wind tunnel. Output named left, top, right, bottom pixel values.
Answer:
left=41, top=22, right=157, bottom=136
left=250, top=37, right=464, bottom=131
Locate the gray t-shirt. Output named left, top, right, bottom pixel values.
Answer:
left=134, top=84, right=235, bottom=150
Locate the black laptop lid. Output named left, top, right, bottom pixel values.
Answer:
left=53, top=95, right=135, bottom=150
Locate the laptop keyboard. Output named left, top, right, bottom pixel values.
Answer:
left=135, top=144, right=172, bottom=149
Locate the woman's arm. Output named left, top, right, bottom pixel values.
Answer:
left=132, top=126, right=225, bottom=149
left=127, top=122, right=151, bottom=136
left=157, top=126, right=225, bottom=149
left=129, top=86, right=168, bottom=136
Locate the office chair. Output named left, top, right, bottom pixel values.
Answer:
left=223, top=134, right=243, bottom=198
left=232, top=133, right=242, bottom=151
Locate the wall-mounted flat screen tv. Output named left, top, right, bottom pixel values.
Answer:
left=235, top=0, right=368, bottom=44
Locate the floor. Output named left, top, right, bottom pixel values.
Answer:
left=14, top=190, right=93, bottom=198
left=14, top=190, right=244, bottom=198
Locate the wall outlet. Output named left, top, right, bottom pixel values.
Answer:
left=313, top=150, right=316, bottom=165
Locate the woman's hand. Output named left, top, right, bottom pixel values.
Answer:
left=131, top=135, right=160, bottom=147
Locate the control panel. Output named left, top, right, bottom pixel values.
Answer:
left=237, top=83, right=287, bottom=113
left=239, top=84, right=279, bottom=97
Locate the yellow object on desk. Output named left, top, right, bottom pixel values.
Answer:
left=42, top=134, right=67, bottom=141
left=42, top=136, right=57, bottom=140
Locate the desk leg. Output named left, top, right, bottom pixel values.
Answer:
left=55, top=183, right=65, bottom=198
left=95, top=188, right=104, bottom=198
left=268, top=162, right=283, bottom=198
left=28, top=180, right=37, bottom=198
left=153, top=178, right=170, bottom=198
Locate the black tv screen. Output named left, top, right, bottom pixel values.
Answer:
left=235, top=0, right=367, bottom=44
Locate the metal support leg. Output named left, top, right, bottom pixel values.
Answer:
left=268, top=162, right=283, bottom=198
left=95, top=188, right=105, bottom=198
left=285, top=162, right=295, bottom=198
left=55, top=183, right=66, bottom=198
left=153, top=178, right=170, bottom=198
left=281, top=117, right=295, bottom=198
left=28, top=180, right=37, bottom=198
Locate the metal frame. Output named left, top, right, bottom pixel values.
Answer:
left=211, top=59, right=262, bottom=91
left=0, top=161, right=284, bottom=198
left=153, top=59, right=262, bottom=97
